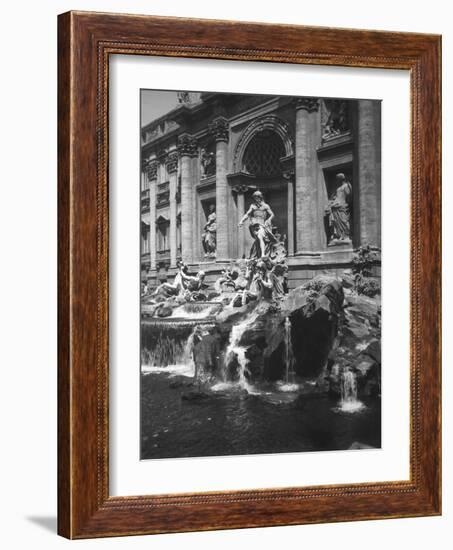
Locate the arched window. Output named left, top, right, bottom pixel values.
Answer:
left=242, top=130, right=285, bottom=177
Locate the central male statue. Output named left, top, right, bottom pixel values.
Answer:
left=238, top=190, right=277, bottom=259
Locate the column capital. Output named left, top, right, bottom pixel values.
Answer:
left=294, top=97, right=319, bottom=113
left=208, top=117, right=229, bottom=142
left=177, top=134, right=198, bottom=157
left=165, top=151, right=178, bottom=173
left=282, top=169, right=295, bottom=182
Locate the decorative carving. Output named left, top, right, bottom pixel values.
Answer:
left=177, top=91, right=192, bottom=104
left=156, top=191, right=170, bottom=207
left=233, top=115, right=294, bottom=172
left=208, top=117, right=229, bottom=142
left=177, top=91, right=200, bottom=104
left=232, top=183, right=250, bottom=194
left=143, top=120, right=178, bottom=143
left=145, top=128, right=159, bottom=142
left=322, top=100, right=350, bottom=141
left=165, top=151, right=178, bottom=174
left=282, top=169, right=295, bottom=182
left=145, top=159, right=158, bottom=180
left=294, top=97, right=320, bottom=113
left=177, top=134, right=198, bottom=157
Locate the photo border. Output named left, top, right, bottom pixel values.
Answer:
left=58, top=11, right=441, bottom=538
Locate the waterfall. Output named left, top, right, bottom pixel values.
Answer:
left=183, top=329, right=196, bottom=371
left=141, top=334, right=187, bottom=367
left=222, top=312, right=259, bottom=393
left=284, top=317, right=296, bottom=384
left=278, top=317, right=298, bottom=392
left=338, top=368, right=364, bottom=412
left=170, top=302, right=222, bottom=320
left=141, top=322, right=199, bottom=377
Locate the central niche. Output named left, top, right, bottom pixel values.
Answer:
left=241, top=130, right=287, bottom=242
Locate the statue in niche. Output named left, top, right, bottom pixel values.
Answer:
left=238, top=190, right=278, bottom=259
left=322, top=100, right=349, bottom=141
left=325, top=173, right=353, bottom=243
left=200, top=147, right=215, bottom=179
left=202, top=204, right=217, bottom=257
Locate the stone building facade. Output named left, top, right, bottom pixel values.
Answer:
left=141, top=92, right=381, bottom=289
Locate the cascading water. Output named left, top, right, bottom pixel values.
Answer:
left=141, top=321, right=199, bottom=377
left=338, top=368, right=365, bottom=412
left=277, top=316, right=299, bottom=392
left=276, top=317, right=298, bottom=392
left=219, top=312, right=260, bottom=393
left=170, top=302, right=222, bottom=320
left=183, top=329, right=196, bottom=373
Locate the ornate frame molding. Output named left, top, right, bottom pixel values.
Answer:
left=58, top=11, right=441, bottom=539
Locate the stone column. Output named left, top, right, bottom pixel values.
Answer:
left=191, top=155, right=200, bottom=261
left=284, top=171, right=295, bottom=256
left=294, top=97, right=320, bottom=253
left=146, top=160, right=158, bottom=271
left=166, top=152, right=178, bottom=267
left=209, top=117, right=229, bottom=261
left=177, top=134, right=197, bottom=263
left=358, top=100, right=381, bottom=247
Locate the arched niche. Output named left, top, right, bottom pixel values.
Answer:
left=231, top=116, right=295, bottom=256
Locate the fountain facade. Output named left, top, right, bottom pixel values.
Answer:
left=139, top=92, right=382, bottom=460
left=141, top=186, right=381, bottom=412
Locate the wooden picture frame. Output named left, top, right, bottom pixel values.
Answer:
left=58, top=10, right=441, bottom=539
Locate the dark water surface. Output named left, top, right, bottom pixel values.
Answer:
left=140, top=371, right=381, bottom=460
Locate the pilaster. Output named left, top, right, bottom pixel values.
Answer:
left=294, top=97, right=320, bottom=254
left=165, top=151, right=178, bottom=267
left=177, top=134, right=198, bottom=263
left=209, top=117, right=229, bottom=261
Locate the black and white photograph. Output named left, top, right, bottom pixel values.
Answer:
left=140, top=89, right=382, bottom=460
left=1, top=0, right=447, bottom=545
